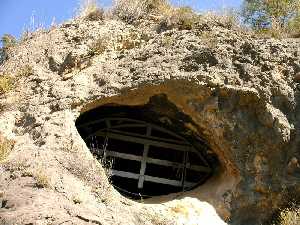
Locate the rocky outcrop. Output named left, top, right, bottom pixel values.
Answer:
left=0, top=14, right=299, bottom=225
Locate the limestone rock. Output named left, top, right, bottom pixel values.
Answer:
left=0, top=13, right=299, bottom=225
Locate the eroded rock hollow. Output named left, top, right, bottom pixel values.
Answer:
left=0, top=11, right=299, bottom=225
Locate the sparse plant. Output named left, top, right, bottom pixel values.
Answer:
left=162, top=35, right=174, bottom=47
left=157, top=6, right=204, bottom=32
left=274, top=207, right=300, bottom=225
left=0, top=34, right=17, bottom=63
left=0, top=135, right=14, bottom=162
left=35, top=170, right=50, bottom=188
left=0, top=48, right=7, bottom=65
left=115, top=32, right=142, bottom=51
left=78, top=0, right=104, bottom=21
left=113, top=0, right=170, bottom=23
left=18, top=65, right=34, bottom=77
left=218, top=8, right=240, bottom=29
left=242, top=0, right=300, bottom=37
left=0, top=74, right=14, bottom=95
left=1, top=34, right=17, bottom=49
left=89, top=37, right=108, bottom=55
left=199, top=31, right=218, bottom=49
left=169, top=7, right=198, bottom=30
left=73, top=196, right=83, bottom=204
left=89, top=136, right=114, bottom=182
left=287, top=13, right=300, bottom=37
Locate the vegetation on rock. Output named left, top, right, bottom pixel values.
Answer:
left=273, top=206, right=300, bottom=225
left=242, top=0, right=300, bottom=37
left=0, top=135, right=14, bottom=162
left=0, top=74, right=14, bottom=95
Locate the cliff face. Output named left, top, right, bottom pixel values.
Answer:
left=0, top=13, right=299, bottom=225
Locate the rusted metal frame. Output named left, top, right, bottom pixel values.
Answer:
left=111, top=169, right=196, bottom=188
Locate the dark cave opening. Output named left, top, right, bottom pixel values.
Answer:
left=75, top=94, right=219, bottom=200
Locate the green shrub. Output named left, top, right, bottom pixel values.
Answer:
left=242, top=0, right=300, bottom=37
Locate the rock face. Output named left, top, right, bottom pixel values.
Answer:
left=0, top=14, right=299, bottom=225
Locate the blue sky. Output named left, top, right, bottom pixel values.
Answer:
left=0, top=0, right=242, bottom=44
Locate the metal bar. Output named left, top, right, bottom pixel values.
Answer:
left=79, top=117, right=185, bottom=141
left=90, top=128, right=187, bottom=145
left=111, top=170, right=196, bottom=187
left=95, top=131, right=195, bottom=153
left=138, top=126, right=151, bottom=189
left=100, top=150, right=143, bottom=161
left=112, top=170, right=139, bottom=180
left=181, top=150, right=188, bottom=191
left=95, top=149, right=211, bottom=173
left=78, top=118, right=144, bottom=128
left=105, top=119, right=111, bottom=128
left=105, top=129, right=187, bottom=145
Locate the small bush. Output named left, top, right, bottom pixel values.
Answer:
left=157, top=6, right=202, bottom=32
left=18, top=65, right=34, bottom=77
left=35, top=170, right=50, bottom=188
left=242, top=0, right=300, bottom=38
left=0, top=75, right=14, bottom=95
left=0, top=136, right=14, bottom=162
left=89, top=37, right=108, bottom=55
left=78, top=0, right=104, bottom=21
left=169, top=7, right=198, bottom=30
left=275, top=207, right=300, bottom=225
left=115, top=32, right=142, bottom=51
left=287, top=15, right=300, bottom=37
left=1, top=34, right=17, bottom=49
left=113, top=0, right=170, bottom=23
left=0, top=48, right=7, bottom=65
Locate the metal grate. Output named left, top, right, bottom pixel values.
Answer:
left=79, top=118, right=212, bottom=197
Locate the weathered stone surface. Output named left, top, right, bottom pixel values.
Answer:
left=0, top=15, right=299, bottom=225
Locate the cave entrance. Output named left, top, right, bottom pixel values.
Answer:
left=76, top=96, right=216, bottom=199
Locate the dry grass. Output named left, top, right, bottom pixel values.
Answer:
left=18, top=65, right=34, bottom=77
left=1, top=34, right=17, bottom=49
left=0, top=74, right=14, bottom=95
left=164, top=7, right=198, bottom=30
left=275, top=207, right=300, bottom=225
left=89, top=37, right=108, bottom=55
left=115, top=32, right=142, bottom=51
left=77, top=0, right=104, bottom=21
left=0, top=135, right=14, bottom=162
left=113, top=0, right=171, bottom=23
left=35, top=170, right=50, bottom=188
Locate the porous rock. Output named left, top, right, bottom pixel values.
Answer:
left=0, top=16, right=299, bottom=225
